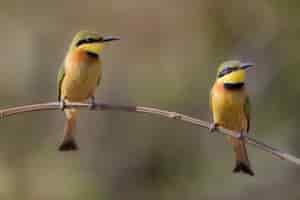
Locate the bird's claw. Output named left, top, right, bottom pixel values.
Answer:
left=60, top=99, right=66, bottom=111
left=209, top=123, right=218, bottom=133
left=238, top=132, right=245, bottom=140
left=89, top=96, right=97, bottom=110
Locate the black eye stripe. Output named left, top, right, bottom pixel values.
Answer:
left=218, top=66, right=239, bottom=78
left=76, top=38, right=102, bottom=47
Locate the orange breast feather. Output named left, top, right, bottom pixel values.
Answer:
left=211, top=82, right=248, bottom=132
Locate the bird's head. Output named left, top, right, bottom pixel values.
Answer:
left=216, top=60, right=254, bottom=85
left=69, top=31, right=120, bottom=56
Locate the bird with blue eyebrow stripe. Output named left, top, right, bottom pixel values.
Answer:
left=210, top=60, right=255, bottom=176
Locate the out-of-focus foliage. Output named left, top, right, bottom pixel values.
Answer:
left=0, top=0, right=299, bottom=199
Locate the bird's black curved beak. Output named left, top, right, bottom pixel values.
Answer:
left=240, top=63, right=254, bottom=70
left=102, top=36, right=120, bottom=42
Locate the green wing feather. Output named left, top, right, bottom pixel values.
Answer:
left=244, top=96, right=251, bottom=132
left=57, top=64, right=65, bottom=101
left=209, top=89, right=213, bottom=112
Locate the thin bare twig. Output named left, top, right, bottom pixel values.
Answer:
left=0, top=101, right=299, bottom=166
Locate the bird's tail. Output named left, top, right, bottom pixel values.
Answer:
left=59, top=108, right=79, bottom=151
left=231, top=138, right=254, bottom=176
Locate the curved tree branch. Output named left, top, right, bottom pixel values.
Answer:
left=0, top=101, right=299, bottom=166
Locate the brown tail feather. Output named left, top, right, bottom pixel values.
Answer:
left=233, top=161, right=254, bottom=176
left=59, top=109, right=79, bottom=151
left=59, top=137, right=78, bottom=151
left=232, top=138, right=254, bottom=176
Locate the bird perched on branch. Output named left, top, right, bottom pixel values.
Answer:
left=210, top=60, right=255, bottom=176
left=57, top=31, right=120, bottom=151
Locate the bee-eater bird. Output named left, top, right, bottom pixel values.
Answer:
left=57, top=31, right=119, bottom=151
left=210, top=60, right=254, bottom=176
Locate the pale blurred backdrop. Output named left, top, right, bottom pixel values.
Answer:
left=0, top=0, right=299, bottom=199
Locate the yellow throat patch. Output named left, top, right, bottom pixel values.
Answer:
left=78, top=43, right=105, bottom=55
left=217, top=69, right=245, bottom=84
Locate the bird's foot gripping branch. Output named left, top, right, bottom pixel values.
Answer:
left=0, top=101, right=299, bottom=167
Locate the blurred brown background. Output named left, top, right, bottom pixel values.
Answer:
left=0, top=0, right=299, bottom=199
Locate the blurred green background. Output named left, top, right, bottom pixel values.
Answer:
left=0, top=0, right=299, bottom=199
